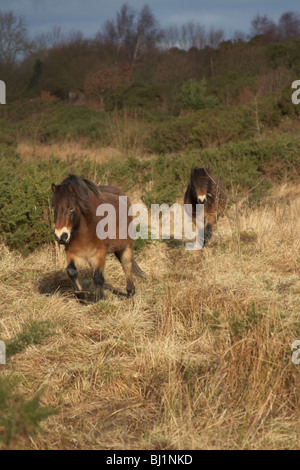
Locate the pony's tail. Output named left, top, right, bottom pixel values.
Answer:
left=132, top=258, right=147, bottom=279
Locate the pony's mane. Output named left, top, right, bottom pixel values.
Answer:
left=191, top=167, right=211, bottom=178
left=59, top=174, right=103, bottom=213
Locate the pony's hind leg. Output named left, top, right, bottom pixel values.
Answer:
left=204, top=212, right=216, bottom=245
left=66, top=259, right=85, bottom=300
left=93, top=269, right=105, bottom=301
left=93, top=249, right=106, bottom=301
left=115, top=246, right=135, bottom=298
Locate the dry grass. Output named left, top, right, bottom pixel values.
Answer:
left=16, top=109, right=151, bottom=163
left=0, top=183, right=300, bottom=449
left=17, top=140, right=122, bottom=164
left=105, top=109, right=151, bottom=156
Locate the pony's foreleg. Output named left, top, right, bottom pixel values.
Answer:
left=115, top=246, right=135, bottom=298
left=66, top=258, right=85, bottom=300
left=204, top=212, right=216, bottom=245
left=93, top=250, right=106, bottom=301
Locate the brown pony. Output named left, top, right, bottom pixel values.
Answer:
left=51, top=174, right=146, bottom=301
left=184, top=168, right=227, bottom=245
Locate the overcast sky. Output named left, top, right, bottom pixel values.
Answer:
left=1, top=0, right=299, bottom=39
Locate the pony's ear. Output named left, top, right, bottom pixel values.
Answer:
left=51, top=183, right=56, bottom=193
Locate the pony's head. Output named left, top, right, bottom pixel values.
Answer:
left=51, top=176, right=82, bottom=245
left=190, top=168, right=211, bottom=205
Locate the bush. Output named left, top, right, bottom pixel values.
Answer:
left=39, top=104, right=106, bottom=143
left=106, top=83, right=163, bottom=111
left=175, top=78, right=218, bottom=112
left=99, top=155, right=151, bottom=191
left=148, top=105, right=255, bottom=153
left=6, top=320, right=56, bottom=359
left=0, top=376, right=56, bottom=447
left=0, top=101, right=106, bottom=144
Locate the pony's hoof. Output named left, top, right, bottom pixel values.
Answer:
left=75, top=291, right=85, bottom=300
left=127, top=287, right=135, bottom=299
left=95, top=294, right=105, bottom=302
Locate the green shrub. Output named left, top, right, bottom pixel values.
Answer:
left=0, top=120, right=17, bottom=146
left=0, top=101, right=106, bottom=144
left=106, top=83, right=163, bottom=111
left=39, top=104, right=106, bottom=143
left=208, top=74, right=259, bottom=106
left=148, top=105, right=255, bottom=153
left=6, top=320, right=56, bottom=359
left=141, top=153, right=200, bottom=207
left=99, top=155, right=151, bottom=191
left=0, top=376, right=57, bottom=447
left=266, top=39, right=300, bottom=74
left=176, top=78, right=218, bottom=111
left=228, top=302, right=264, bottom=340
left=276, top=87, right=300, bottom=118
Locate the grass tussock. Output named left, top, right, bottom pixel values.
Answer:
left=0, top=183, right=300, bottom=449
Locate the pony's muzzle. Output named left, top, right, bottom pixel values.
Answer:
left=198, top=196, right=207, bottom=205
left=54, top=231, right=70, bottom=245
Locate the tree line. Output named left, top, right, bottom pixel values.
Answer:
left=0, top=4, right=300, bottom=108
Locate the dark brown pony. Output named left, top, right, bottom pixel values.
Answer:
left=184, top=168, right=227, bottom=245
left=51, top=174, right=146, bottom=301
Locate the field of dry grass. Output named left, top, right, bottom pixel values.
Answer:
left=0, top=182, right=300, bottom=450
left=17, top=140, right=123, bottom=164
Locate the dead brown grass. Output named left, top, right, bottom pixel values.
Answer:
left=17, top=140, right=122, bottom=164
left=0, top=184, right=300, bottom=450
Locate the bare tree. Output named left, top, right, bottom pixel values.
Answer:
left=0, top=11, right=32, bottom=66
left=34, top=25, right=66, bottom=51
left=186, top=22, right=207, bottom=49
left=99, top=19, right=117, bottom=45
left=162, top=24, right=180, bottom=49
left=163, top=22, right=223, bottom=51
left=162, top=22, right=207, bottom=51
left=233, top=31, right=248, bottom=42
left=116, top=3, right=135, bottom=54
left=250, top=14, right=275, bottom=37
left=132, top=5, right=163, bottom=63
left=97, top=3, right=163, bottom=65
left=207, top=27, right=224, bottom=49
left=179, top=23, right=190, bottom=50
left=278, top=11, right=300, bottom=40
left=249, top=13, right=277, bottom=42
left=34, top=26, right=85, bottom=52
